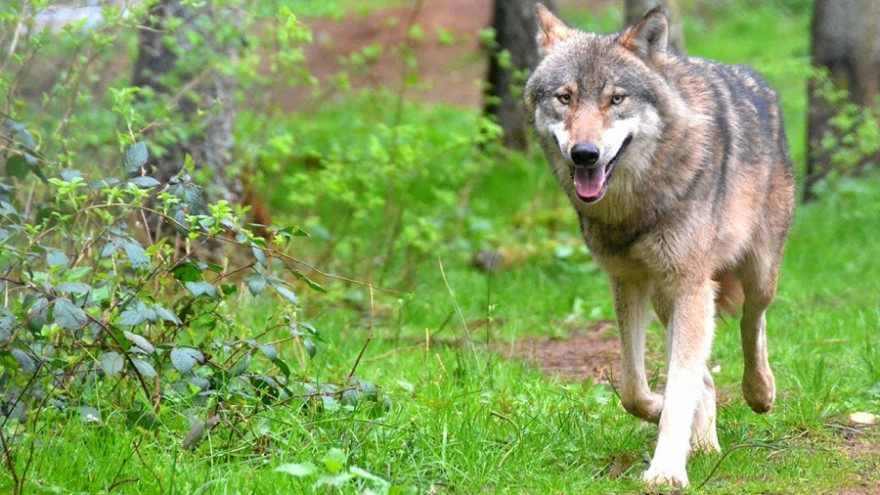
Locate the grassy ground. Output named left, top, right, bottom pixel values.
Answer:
left=5, top=2, right=880, bottom=494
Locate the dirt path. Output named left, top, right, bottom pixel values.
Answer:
left=508, top=321, right=621, bottom=382
left=273, top=0, right=615, bottom=111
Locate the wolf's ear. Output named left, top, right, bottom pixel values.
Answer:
left=535, top=4, right=575, bottom=57
left=620, top=7, right=668, bottom=66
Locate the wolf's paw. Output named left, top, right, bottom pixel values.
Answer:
left=690, top=433, right=721, bottom=454
left=642, top=461, right=689, bottom=488
left=743, top=372, right=775, bottom=414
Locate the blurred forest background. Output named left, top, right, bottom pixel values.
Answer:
left=0, top=1, right=878, bottom=493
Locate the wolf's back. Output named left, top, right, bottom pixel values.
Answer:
left=675, top=57, right=794, bottom=178
left=655, top=55, right=796, bottom=241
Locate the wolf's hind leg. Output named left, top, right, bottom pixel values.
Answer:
left=738, top=251, right=780, bottom=413
left=613, top=278, right=664, bottom=423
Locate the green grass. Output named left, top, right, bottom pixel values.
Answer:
left=5, top=2, right=880, bottom=494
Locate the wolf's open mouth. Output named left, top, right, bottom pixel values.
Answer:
left=571, top=135, right=633, bottom=203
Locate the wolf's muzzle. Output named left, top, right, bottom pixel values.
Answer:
left=571, top=142, right=601, bottom=167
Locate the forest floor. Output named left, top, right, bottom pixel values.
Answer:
left=275, top=0, right=622, bottom=383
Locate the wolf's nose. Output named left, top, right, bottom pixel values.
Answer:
left=571, top=143, right=600, bottom=166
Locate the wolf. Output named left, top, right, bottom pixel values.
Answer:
left=525, top=5, right=796, bottom=488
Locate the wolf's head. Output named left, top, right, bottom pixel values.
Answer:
left=525, top=6, right=672, bottom=205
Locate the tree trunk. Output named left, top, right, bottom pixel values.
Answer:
left=132, top=0, right=240, bottom=207
left=805, top=0, right=880, bottom=201
left=624, top=0, right=685, bottom=55
left=484, top=0, right=557, bottom=151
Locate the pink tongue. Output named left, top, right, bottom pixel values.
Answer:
left=573, top=166, right=605, bottom=200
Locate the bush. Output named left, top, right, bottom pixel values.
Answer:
left=808, top=68, right=880, bottom=199
left=0, top=3, right=385, bottom=490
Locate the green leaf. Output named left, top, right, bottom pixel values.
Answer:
left=100, top=241, right=118, bottom=258
left=349, top=466, right=389, bottom=485
left=99, top=351, right=124, bottom=377
left=172, top=262, right=203, bottom=282
left=314, top=472, right=353, bottom=488
left=293, top=268, right=326, bottom=293
left=118, top=301, right=156, bottom=326
left=6, top=119, right=37, bottom=149
left=88, top=177, right=121, bottom=189
left=181, top=420, right=206, bottom=450
left=170, top=347, right=203, bottom=374
left=341, top=388, right=360, bottom=405
left=27, top=297, right=49, bottom=332
left=118, top=309, right=149, bottom=326
left=5, top=155, right=29, bottom=180
left=80, top=406, right=102, bottom=424
left=353, top=377, right=378, bottom=401
left=0, top=305, right=16, bottom=341
left=321, top=448, right=347, bottom=475
left=129, top=176, right=161, bottom=188
left=252, top=245, right=268, bottom=268
left=228, top=353, right=252, bottom=377
left=258, top=344, right=277, bottom=361
left=154, top=305, right=182, bottom=325
left=321, top=395, right=341, bottom=412
left=276, top=225, right=310, bottom=238
left=303, top=338, right=316, bottom=359
left=272, top=358, right=291, bottom=378
left=189, top=376, right=210, bottom=391
left=244, top=273, right=266, bottom=296
left=185, top=281, right=218, bottom=299
left=123, top=142, right=149, bottom=174
left=54, top=298, right=86, bottom=331
left=28, top=157, right=48, bottom=183
left=54, top=282, right=91, bottom=294
left=124, top=330, right=155, bottom=354
left=272, top=284, right=298, bottom=306
left=131, top=358, right=157, bottom=379
left=122, top=240, right=150, bottom=269
left=298, top=322, right=318, bottom=335
left=46, top=249, right=70, bottom=269
left=12, top=348, right=36, bottom=373
left=59, top=169, right=82, bottom=181
left=275, top=462, right=318, bottom=477
left=0, top=200, right=17, bottom=217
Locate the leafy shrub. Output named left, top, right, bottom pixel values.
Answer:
left=0, top=3, right=389, bottom=491
left=811, top=68, right=880, bottom=190
left=267, top=92, right=503, bottom=285
left=0, top=132, right=343, bottom=435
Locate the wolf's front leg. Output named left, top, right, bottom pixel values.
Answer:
left=642, top=281, right=716, bottom=488
left=611, top=278, right=664, bottom=422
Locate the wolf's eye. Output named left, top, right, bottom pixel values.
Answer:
left=556, top=93, right=571, bottom=105
left=610, top=93, right=627, bottom=105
